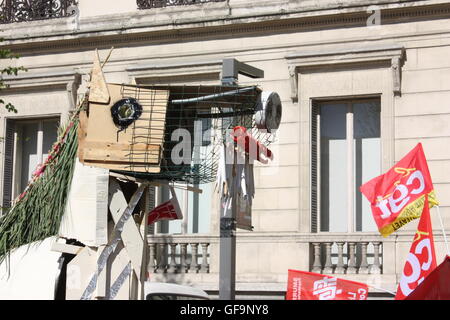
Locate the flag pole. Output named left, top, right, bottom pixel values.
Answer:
left=436, top=206, right=450, bottom=255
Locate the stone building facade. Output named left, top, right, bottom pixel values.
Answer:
left=1, top=0, right=450, bottom=299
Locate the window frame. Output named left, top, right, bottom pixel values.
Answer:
left=2, top=115, right=61, bottom=209
left=312, top=97, right=381, bottom=234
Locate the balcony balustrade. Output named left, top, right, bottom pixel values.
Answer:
left=0, top=0, right=77, bottom=24
left=311, top=239, right=383, bottom=275
left=147, top=233, right=386, bottom=277
left=148, top=235, right=211, bottom=274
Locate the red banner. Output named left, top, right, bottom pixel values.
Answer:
left=395, top=195, right=437, bottom=300
left=360, top=143, right=438, bottom=237
left=404, top=256, right=450, bottom=300
left=286, top=270, right=368, bottom=300
left=147, top=187, right=183, bottom=225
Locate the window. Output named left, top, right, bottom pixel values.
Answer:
left=2, top=117, right=59, bottom=209
left=312, top=99, right=381, bottom=233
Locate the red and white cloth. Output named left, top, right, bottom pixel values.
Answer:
left=395, top=195, right=437, bottom=300
left=286, top=270, right=369, bottom=300
left=147, top=186, right=183, bottom=225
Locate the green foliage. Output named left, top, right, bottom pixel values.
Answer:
left=0, top=114, right=79, bottom=264
left=0, top=37, right=27, bottom=113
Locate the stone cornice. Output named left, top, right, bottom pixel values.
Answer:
left=1, top=70, right=82, bottom=110
left=1, top=1, right=450, bottom=54
left=286, top=43, right=406, bottom=100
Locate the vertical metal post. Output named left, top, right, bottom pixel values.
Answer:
left=219, top=204, right=237, bottom=299
left=218, top=59, right=264, bottom=300
left=219, top=149, right=237, bottom=300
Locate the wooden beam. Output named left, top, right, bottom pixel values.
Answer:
left=51, top=242, right=83, bottom=255
left=108, top=178, right=146, bottom=282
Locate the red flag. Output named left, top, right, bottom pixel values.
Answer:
left=404, top=256, right=450, bottom=300
left=360, top=143, right=438, bottom=237
left=147, top=187, right=183, bottom=225
left=395, top=195, right=437, bottom=300
left=286, top=270, right=368, bottom=300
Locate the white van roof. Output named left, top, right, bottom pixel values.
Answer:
left=144, top=282, right=209, bottom=300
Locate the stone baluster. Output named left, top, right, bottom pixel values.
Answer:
left=334, top=242, right=346, bottom=274
left=200, top=243, right=210, bottom=273
left=148, top=243, right=157, bottom=274
left=369, top=242, right=382, bottom=274
left=311, top=243, right=322, bottom=273
left=347, top=242, right=357, bottom=274
left=167, top=243, right=178, bottom=273
left=358, top=242, right=369, bottom=274
left=179, top=243, right=188, bottom=274
left=156, top=243, right=167, bottom=273
left=323, top=242, right=334, bottom=274
left=190, top=243, right=200, bottom=273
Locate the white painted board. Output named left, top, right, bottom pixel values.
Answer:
left=59, top=159, right=109, bottom=246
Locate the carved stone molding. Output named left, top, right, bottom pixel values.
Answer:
left=137, top=0, right=226, bottom=10
left=127, top=59, right=223, bottom=84
left=1, top=70, right=82, bottom=109
left=286, top=44, right=406, bottom=101
left=3, top=2, right=449, bottom=56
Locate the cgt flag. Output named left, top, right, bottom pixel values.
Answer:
left=286, top=270, right=368, bottom=300
left=395, top=195, right=437, bottom=300
left=360, top=143, right=438, bottom=237
left=147, top=186, right=183, bottom=225
left=404, top=255, right=450, bottom=300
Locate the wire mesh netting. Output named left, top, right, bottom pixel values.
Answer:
left=114, top=84, right=276, bottom=184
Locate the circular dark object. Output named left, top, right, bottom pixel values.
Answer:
left=110, top=98, right=143, bottom=131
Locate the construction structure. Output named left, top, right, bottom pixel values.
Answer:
left=2, top=0, right=450, bottom=299
left=0, top=49, right=280, bottom=299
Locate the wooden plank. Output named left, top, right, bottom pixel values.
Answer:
left=86, top=84, right=168, bottom=145
left=82, top=142, right=161, bottom=164
left=108, top=178, right=145, bottom=282
left=82, top=141, right=160, bottom=152
left=107, top=240, right=132, bottom=300
left=51, top=242, right=83, bottom=255
left=88, top=50, right=110, bottom=104
left=83, top=83, right=169, bottom=170
left=77, top=110, right=88, bottom=163
left=95, top=245, right=107, bottom=299
left=82, top=161, right=162, bottom=173
left=66, top=247, right=97, bottom=300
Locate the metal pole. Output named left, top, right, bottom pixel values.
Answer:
left=219, top=146, right=237, bottom=300
left=436, top=206, right=450, bottom=255
left=219, top=212, right=237, bottom=299
left=218, top=59, right=264, bottom=300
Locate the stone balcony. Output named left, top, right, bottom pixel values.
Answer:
left=146, top=232, right=401, bottom=298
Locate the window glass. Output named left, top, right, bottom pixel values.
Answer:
left=353, top=102, right=381, bottom=232
left=318, top=100, right=380, bottom=233
left=19, top=122, right=39, bottom=192
left=42, top=120, right=59, bottom=160
left=16, top=119, right=59, bottom=194
left=320, top=103, right=348, bottom=232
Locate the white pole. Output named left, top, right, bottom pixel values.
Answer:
left=436, top=206, right=450, bottom=256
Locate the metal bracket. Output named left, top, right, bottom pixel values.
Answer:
left=221, top=58, right=264, bottom=86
